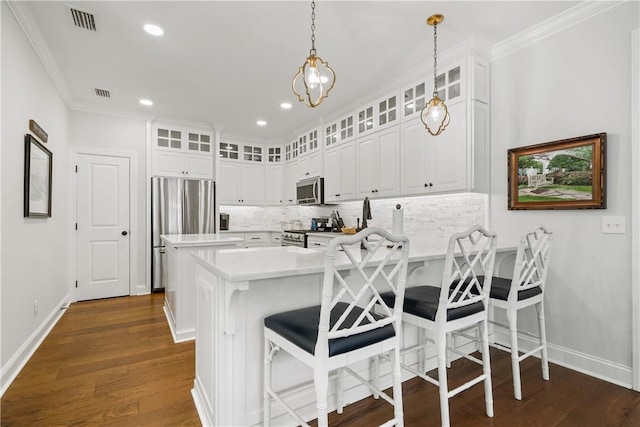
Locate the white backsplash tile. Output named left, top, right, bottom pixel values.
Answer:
left=220, top=193, right=487, bottom=245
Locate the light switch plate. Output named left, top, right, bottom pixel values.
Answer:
left=601, top=216, right=626, bottom=234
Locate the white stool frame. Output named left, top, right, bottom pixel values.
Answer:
left=263, top=227, right=410, bottom=427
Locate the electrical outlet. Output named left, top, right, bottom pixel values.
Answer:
left=601, top=216, right=626, bottom=234
left=33, top=300, right=38, bottom=316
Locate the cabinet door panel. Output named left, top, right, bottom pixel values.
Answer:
left=324, top=149, right=340, bottom=202
left=283, top=161, right=299, bottom=205
left=356, top=136, right=376, bottom=198
left=265, top=165, right=284, bottom=205
left=338, top=143, right=357, bottom=200
left=428, top=102, right=467, bottom=192
left=218, top=162, right=240, bottom=204
left=240, top=164, right=265, bottom=205
left=153, top=151, right=185, bottom=177
left=375, top=127, right=400, bottom=197
left=185, top=154, right=213, bottom=179
left=400, top=120, right=429, bottom=195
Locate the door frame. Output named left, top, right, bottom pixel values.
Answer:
left=70, top=148, right=138, bottom=301
left=632, top=27, right=639, bottom=391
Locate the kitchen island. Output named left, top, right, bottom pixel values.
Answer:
left=161, top=234, right=243, bottom=342
left=190, top=241, right=516, bottom=426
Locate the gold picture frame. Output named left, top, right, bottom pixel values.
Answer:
left=508, top=133, right=606, bottom=210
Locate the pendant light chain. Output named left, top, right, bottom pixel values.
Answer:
left=310, top=1, right=316, bottom=56
left=432, top=21, right=438, bottom=97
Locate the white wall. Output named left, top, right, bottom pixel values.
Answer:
left=68, top=110, right=147, bottom=293
left=1, top=2, right=71, bottom=389
left=490, top=2, right=639, bottom=385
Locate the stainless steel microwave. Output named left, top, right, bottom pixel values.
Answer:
left=296, top=177, right=324, bottom=205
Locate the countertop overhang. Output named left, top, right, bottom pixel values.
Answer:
left=192, top=241, right=516, bottom=282
left=161, top=233, right=243, bottom=247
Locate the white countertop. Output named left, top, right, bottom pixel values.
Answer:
left=161, top=233, right=243, bottom=247
left=219, top=229, right=282, bottom=234
left=192, top=239, right=515, bottom=282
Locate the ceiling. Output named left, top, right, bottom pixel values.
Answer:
left=21, top=1, right=582, bottom=142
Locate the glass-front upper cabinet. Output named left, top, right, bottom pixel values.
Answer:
left=219, top=142, right=239, bottom=160
left=377, top=93, right=398, bottom=129
left=243, top=145, right=263, bottom=162
left=357, top=106, right=374, bottom=135
left=325, top=122, right=338, bottom=147
left=307, top=128, right=319, bottom=152
left=339, top=114, right=355, bottom=143
left=402, top=81, right=428, bottom=120
left=435, top=64, right=462, bottom=104
left=267, top=146, right=282, bottom=163
left=298, top=134, right=308, bottom=156
left=156, top=128, right=182, bottom=150
left=188, top=132, right=211, bottom=153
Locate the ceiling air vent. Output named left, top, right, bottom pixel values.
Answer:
left=67, top=5, right=97, bottom=31
left=95, top=88, right=111, bottom=98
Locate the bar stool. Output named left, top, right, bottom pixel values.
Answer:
left=380, top=225, right=497, bottom=427
left=263, top=227, right=410, bottom=427
left=488, top=226, right=552, bottom=400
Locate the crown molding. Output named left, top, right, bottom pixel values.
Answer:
left=491, top=0, right=627, bottom=60
left=6, top=1, right=73, bottom=106
left=68, top=102, right=154, bottom=122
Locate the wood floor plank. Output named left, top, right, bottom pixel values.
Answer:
left=3, top=293, right=640, bottom=427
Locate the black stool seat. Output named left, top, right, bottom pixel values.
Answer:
left=482, top=276, right=543, bottom=301
left=380, top=286, right=484, bottom=321
left=264, top=302, right=395, bottom=357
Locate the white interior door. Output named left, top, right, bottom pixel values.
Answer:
left=76, top=154, right=130, bottom=300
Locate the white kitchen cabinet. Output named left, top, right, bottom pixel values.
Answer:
left=152, top=124, right=214, bottom=178
left=307, top=234, right=333, bottom=249
left=152, top=150, right=213, bottom=179
left=400, top=103, right=467, bottom=195
left=356, top=92, right=399, bottom=137
left=244, top=232, right=269, bottom=247
left=270, top=232, right=282, bottom=246
left=265, top=165, right=284, bottom=205
left=298, top=151, right=322, bottom=180
left=324, top=141, right=356, bottom=202
left=356, top=126, right=400, bottom=198
left=283, top=161, right=299, bottom=206
left=267, top=146, right=283, bottom=163
left=218, top=161, right=265, bottom=205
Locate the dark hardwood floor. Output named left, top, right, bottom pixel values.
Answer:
left=2, top=293, right=639, bottom=426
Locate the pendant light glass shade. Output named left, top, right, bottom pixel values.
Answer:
left=421, top=95, right=450, bottom=136
left=292, top=1, right=335, bottom=108
left=292, top=54, right=335, bottom=108
left=421, top=14, right=449, bottom=136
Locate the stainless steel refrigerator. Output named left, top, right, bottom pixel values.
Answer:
left=151, top=177, right=216, bottom=291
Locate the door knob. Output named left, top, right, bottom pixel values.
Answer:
left=122, top=231, right=128, bottom=236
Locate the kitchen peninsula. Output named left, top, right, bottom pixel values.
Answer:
left=161, top=234, right=243, bottom=342
left=190, top=240, right=516, bottom=426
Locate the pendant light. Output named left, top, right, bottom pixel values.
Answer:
left=421, top=14, right=450, bottom=136
left=292, top=1, right=335, bottom=108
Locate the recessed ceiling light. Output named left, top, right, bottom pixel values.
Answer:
left=280, top=102, right=292, bottom=109
left=144, top=24, right=164, bottom=36
left=256, top=120, right=267, bottom=126
left=139, top=99, right=153, bottom=106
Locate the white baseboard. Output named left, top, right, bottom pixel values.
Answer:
left=493, top=329, right=633, bottom=389
left=163, top=304, right=195, bottom=343
left=0, top=293, right=72, bottom=396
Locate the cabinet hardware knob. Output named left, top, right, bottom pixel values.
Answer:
left=429, top=183, right=433, bottom=187
left=122, top=231, right=128, bottom=236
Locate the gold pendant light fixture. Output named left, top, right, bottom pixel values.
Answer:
left=292, top=0, right=336, bottom=108
left=421, top=14, right=450, bottom=136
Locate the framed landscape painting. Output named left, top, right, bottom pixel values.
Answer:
left=24, top=133, right=53, bottom=218
left=508, top=133, right=606, bottom=210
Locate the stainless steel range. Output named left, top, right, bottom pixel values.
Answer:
left=281, top=230, right=307, bottom=247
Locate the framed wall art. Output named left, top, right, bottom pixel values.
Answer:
left=508, top=133, right=606, bottom=210
left=24, top=133, right=53, bottom=218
